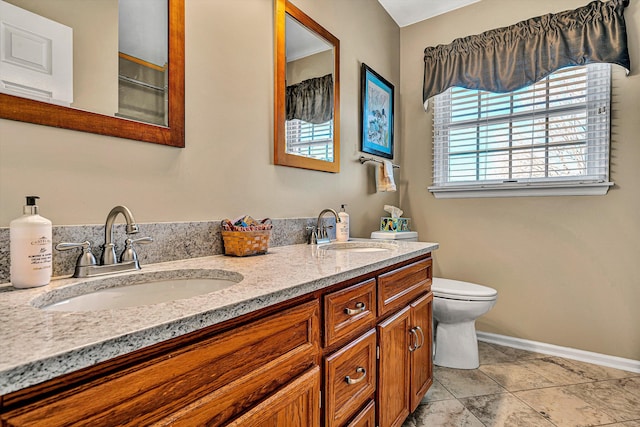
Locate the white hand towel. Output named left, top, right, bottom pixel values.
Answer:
left=376, top=160, right=397, bottom=192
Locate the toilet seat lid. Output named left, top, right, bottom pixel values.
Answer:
left=432, top=278, right=497, bottom=301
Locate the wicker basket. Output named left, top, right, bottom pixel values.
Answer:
left=221, top=218, right=272, bottom=257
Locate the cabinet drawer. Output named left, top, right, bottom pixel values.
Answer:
left=378, top=258, right=431, bottom=317
left=324, top=329, right=377, bottom=427
left=324, top=279, right=376, bottom=347
left=2, top=300, right=320, bottom=427
left=346, top=400, right=375, bottom=427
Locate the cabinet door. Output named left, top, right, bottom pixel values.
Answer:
left=2, top=301, right=320, bottom=427
left=377, top=306, right=411, bottom=427
left=227, top=367, right=321, bottom=427
left=410, top=292, right=433, bottom=412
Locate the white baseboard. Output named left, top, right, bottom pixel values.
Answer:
left=477, top=331, right=640, bottom=374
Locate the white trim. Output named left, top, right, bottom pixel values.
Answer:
left=429, top=181, right=613, bottom=198
left=477, top=331, right=640, bottom=374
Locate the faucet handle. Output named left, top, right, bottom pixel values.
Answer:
left=55, top=241, right=98, bottom=267
left=120, top=237, right=153, bottom=263
left=130, top=237, right=153, bottom=245
left=320, top=224, right=334, bottom=240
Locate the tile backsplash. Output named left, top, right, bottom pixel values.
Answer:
left=0, top=217, right=331, bottom=284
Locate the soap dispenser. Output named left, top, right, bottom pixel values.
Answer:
left=336, top=204, right=350, bottom=242
left=9, top=196, right=52, bottom=288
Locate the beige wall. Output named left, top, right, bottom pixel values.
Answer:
left=400, top=0, right=640, bottom=360
left=0, top=0, right=400, bottom=238
left=287, top=50, right=333, bottom=85
left=3, top=0, right=636, bottom=361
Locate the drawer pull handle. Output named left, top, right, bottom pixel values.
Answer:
left=409, top=327, right=420, bottom=352
left=415, top=325, right=425, bottom=349
left=344, top=302, right=366, bottom=315
left=345, top=367, right=367, bottom=385
left=409, top=326, right=426, bottom=352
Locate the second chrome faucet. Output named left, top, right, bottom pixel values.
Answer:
left=309, top=208, right=341, bottom=245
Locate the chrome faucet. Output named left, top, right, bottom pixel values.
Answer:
left=56, top=205, right=152, bottom=278
left=101, top=205, right=139, bottom=265
left=309, top=208, right=341, bottom=244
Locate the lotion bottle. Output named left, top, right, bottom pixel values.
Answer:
left=10, top=196, right=52, bottom=288
left=336, top=204, right=350, bottom=242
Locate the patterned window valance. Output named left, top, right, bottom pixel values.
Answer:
left=423, top=0, right=630, bottom=105
left=286, top=74, right=333, bottom=124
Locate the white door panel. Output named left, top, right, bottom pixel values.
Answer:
left=0, top=0, right=72, bottom=105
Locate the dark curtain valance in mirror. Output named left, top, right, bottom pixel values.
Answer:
left=423, top=0, right=631, bottom=103
left=286, top=74, right=333, bottom=124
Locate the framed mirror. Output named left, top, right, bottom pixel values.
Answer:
left=0, top=0, right=185, bottom=148
left=274, top=0, right=340, bottom=172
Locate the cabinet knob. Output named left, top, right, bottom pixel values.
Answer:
left=344, top=302, right=366, bottom=316
left=345, top=367, right=367, bottom=385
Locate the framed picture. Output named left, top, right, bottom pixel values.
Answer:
left=360, top=63, right=394, bottom=159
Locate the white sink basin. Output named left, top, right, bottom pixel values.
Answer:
left=34, top=269, right=243, bottom=312
left=318, top=241, right=398, bottom=253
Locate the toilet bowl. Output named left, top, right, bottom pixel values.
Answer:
left=432, top=278, right=497, bottom=369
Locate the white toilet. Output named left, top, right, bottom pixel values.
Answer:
left=432, top=278, right=497, bottom=369
left=369, top=231, right=498, bottom=369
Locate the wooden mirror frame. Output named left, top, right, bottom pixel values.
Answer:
left=0, top=0, right=185, bottom=148
left=274, top=0, right=340, bottom=172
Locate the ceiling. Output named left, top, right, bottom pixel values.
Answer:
left=378, top=0, right=481, bottom=27
left=286, top=14, right=332, bottom=61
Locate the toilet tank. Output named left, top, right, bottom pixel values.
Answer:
left=370, top=231, right=418, bottom=241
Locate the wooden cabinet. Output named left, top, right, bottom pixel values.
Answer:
left=1, top=254, right=433, bottom=427
left=1, top=300, right=320, bottom=427
left=377, top=296, right=433, bottom=427
left=376, top=258, right=434, bottom=427
left=322, top=256, right=434, bottom=427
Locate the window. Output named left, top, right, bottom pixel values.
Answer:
left=286, top=119, right=334, bottom=162
left=430, top=63, right=613, bottom=198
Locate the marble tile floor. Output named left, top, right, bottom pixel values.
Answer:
left=403, top=342, right=640, bottom=427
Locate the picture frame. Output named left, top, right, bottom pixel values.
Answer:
left=360, top=63, right=394, bottom=159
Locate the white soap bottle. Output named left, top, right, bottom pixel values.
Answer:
left=10, top=196, right=53, bottom=288
left=336, top=204, right=350, bottom=242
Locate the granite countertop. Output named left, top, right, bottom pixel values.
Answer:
left=0, top=240, right=438, bottom=395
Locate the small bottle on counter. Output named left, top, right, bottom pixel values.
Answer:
left=336, top=204, right=350, bottom=242
left=10, top=196, right=52, bottom=288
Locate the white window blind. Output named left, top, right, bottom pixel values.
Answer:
left=430, top=63, right=612, bottom=198
left=286, top=119, right=334, bottom=162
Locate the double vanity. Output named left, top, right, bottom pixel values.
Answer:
left=0, top=237, right=438, bottom=426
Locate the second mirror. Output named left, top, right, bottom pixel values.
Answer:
left=274, top=0, right=340, bottom=173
